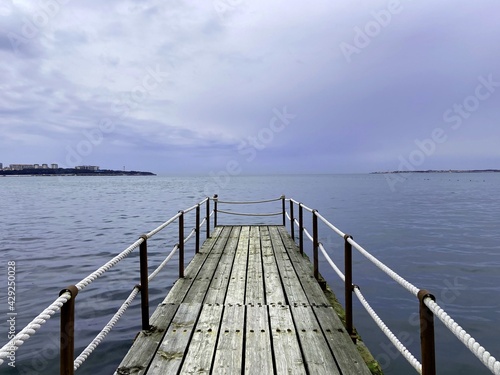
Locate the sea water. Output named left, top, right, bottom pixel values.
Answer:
left=1, top=173, right=499, bottom=374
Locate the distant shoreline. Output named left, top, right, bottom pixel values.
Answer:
left=0, top=168, right=156, bottom=176
left=371, top=169, right=500, bottom=174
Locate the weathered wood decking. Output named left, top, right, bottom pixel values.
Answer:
left=115, top=225, right=372, bottom=375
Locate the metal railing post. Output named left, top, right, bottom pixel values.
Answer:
left=196, top=204, right=200, bottom=253
left=213, top=194, right=218, bottom=227
left=312, top=210, right=319, bottom=280
left=290, top=200, right=295, bottom=240
left=179, top=210, right=184, bottom=278
left=206, top=197, right=210, bottom=238
left=139, top=235, right=150, bottom=330
left=299, top=204, right=304, bottom=255
left=60, top=285, right=78, bottom=375
left=344, top=234, right=355, bottom=342
left=418, top=290, right=436, bottom=375
left=281, top=195, right=286, bottom=226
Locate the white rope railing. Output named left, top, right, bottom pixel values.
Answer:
left=148, top=217, right=205, bottom=284
left=217, top=209, right=282, bottom=217
left=183, top=204, right=199, bottom=214
left=287, top=199, right=500, bottom=375
left=354, top=287, right=423, bottom=373
left=295, top=212, right=421, bottom=372
left=146, top=212, right=183, bottom=238
left=75, top=238, right=144, bottom=291
left=0, top=197, right=212, bottom=369
left=319, top=243, right=345, bottom=282
left=72, top=204, right=207, bottom=369
left=424, top=298, right=500, bottom=375
left=184, top=228, right=196, bottom=244
left=315, top=211, right=345, bottom=238
left=347, top=237, right=420, bottom=297
left=148, top=244, right=179, bottom=282
left=199, top=217, right=207, bottom=229
left=0, top=292, right=71, bottom=365
left=73, top=286, right=140, bottom=370
left=0, top=236, right=146, bottom=365
left=4, top=196, right=498, bottom=375
left=303, top=227, right=314, bottom=243
left=78, top=212, right=204, bottom=369
left=216, top=197, right=282, bottom=204
left=183, top=198, right=208, bottom=214
left=289, top=199, right=314, bottom=213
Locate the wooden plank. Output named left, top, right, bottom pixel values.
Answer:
left=182, top=227, right=232, bottom=303
left=162, top=227, right=224, bottom=304
left=276, top=226, right=372, bottom=374
left=224, top=226, right=250, bottom=305
left=115, top=303, right=179, bottom=375
left=313, top=305, right=373, bottom=375
left=260, top=226, right=286, bottom=305
left=244, top=305, right=274, bottom=374
left=116, top=228, right=227, bottom=375
left=268, top=304, right=306, bottom=375
left=147, top=303, right=202, bottom=375
left=117, top=225, right=374, bottom=375
left=274, top=226, right=331, bottom=306
left=179, top=303, right=224, bottom=374
left=267, top=226, right=309, bottom=305
left=245, top=226, right=265, bottom=305
left=290, top=304, right=341, bottom=375
left=203, top=227, right=241, bottom=304
left=212, top=304, right=245, bottom=374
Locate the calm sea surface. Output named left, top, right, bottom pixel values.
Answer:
left=1, top=173, right=499, bottom=374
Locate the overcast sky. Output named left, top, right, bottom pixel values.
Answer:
left=1, top=0, right=499, bottom=174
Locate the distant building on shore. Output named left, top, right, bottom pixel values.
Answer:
left=0, top=163, right=2, bottom=170
left=10, top=164, right=35, bottom=170
left=6, top=163, right=60, bottom=170
left=75, top=165, right=100, bottom=171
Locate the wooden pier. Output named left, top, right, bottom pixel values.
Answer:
left=115, top=225, right=372, bottom=375
left=3, top=196, right=496, bottom=375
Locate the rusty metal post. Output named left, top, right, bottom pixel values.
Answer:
left=281, top=195, right=286, bottom=226
left=418, top=290, right=436, bottom=375
left=206, top=197, right=210, bottom=239
left=213, top=195, right=218, bottom=227
left=179, top=210, right=184, bottom=278
left=299, top=204, right=304, bottom=255
left=312, top=210, right=319, bottom=280
left=60, top=285, right=78, bottom=375
left=139, top=235, right=150, bottom=330
left=290, top=200, right=295, bottom=240
left=195, top=204, right=200, bottom=254
left=344, top=234, right=355, bottom=342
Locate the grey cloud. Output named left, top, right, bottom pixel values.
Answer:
left=1, top=1, right=500, bottom=173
